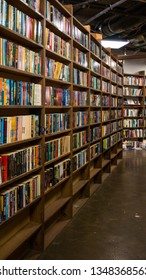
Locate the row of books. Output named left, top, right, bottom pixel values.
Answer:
left=46, top=28, right=71, bottom=59
left=90, top=76, right=100, bottom=90
left=102, top=111, right=110, bottom=122
left=111, top=71, right=117, bottom=83
left=45, top=113, right=70, bottom=134
left=44, top=159, right=71, bottom=190
left=90, top=126, right=101, bottom=142
left=73, top=47, right=88, bottom=68
left=117, top=64, right=123, bottom=75
left=73, top=68, right=88, bottom=86
left=0, top=0, right=42, bottom=43
left=0, top=175, right=40, bottom=222
left=45, top=135, right=70, bottom=162
left=118, top=99, right=123, bottom=107
left=90, top=93, right=101, bottom=107
left=103, top=137, right=110, bottom=151
left=117, top=87, right=123, bottom=96
left=123, top=119, right=144, bottom=128
left=73, top=111, right=88, bottom=128
left=46, top=2, right=71, bottom=36
left=90, top=40, right=100, bottom=57
left=117, top=76, right=123, bottom=86
left=101, top=66, right=110, bottom=79
left=91, top=58, right=100, bottom=74
left=0, top=145, right=41, bottom=183
left=102, top=124, right=111, bottom=137
left=0, top=38, right=41, bottom=74
left=90, top=142, right=101, bottom=160
left=110, top=97, right=117, bottom=107
left=90, top=111, right=101, bottom=124
left=73, top=25, right=88, bottom=49
left=45, top=87, right=70, bottom=106
left=111, top=59, right=117, bottom=71
left=124, top=76, right=144, bottom=86
left=111, top=133, right=118, bottom=146
left=21, top=0, right=41, bottom=12
left=109, top=84, right=117, bottom=95
left=111, top=110, right=118, bottom=120
left=102, top=51, right=111, bottom=66
left=73, top=130, right=88, bottom=150
left=123, top=108, right=142, bottom=117
left=0, top=78, right=41, bottom=106
left=73, top=148, right=88, bottom=171
left=0, top=115, right=39, bottom=144
left=111, top=120, right=122, bottom=131
left=123, top=87, right=143, bottom=96
left=73, top=91, right=88, bottom=106
left=123, top=129, right=143, bottom=138
left=45, top=58, right=70, bottom=82
left=124, top=99, right=141, bottom=105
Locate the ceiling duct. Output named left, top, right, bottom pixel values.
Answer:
left=101, top=16, right=143, bottom=37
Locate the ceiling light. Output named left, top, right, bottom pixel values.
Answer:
left=101, top=40, right=129, bottom=49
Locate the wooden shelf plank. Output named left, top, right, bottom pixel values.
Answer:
left=44, top=219, right=70, bottom=249
left=73, top=198, right=88, bottom=216
left=73, top=179, right=89, bottom=196
left=90, top=183, right=101, bottom=196
left=44, top=197, right=71, bottom=222
left=90, top=168, right=101, bottom=179
left=102, top=159, right=110, bottom=168
left=0, top=222, right=41, bottom=260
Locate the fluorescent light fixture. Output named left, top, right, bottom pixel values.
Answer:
left=101, top=40, right=129, bottom=49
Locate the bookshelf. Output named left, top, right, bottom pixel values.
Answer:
left=0, top=0, right=123, bottom=259
left=123, top=72, right=145, bottom=149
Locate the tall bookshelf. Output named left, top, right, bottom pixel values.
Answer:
left=123, top=72, right=145, bottom=149
left=0, top=0, right=123, bottom=259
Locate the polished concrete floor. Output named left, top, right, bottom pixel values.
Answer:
left=40, top=150, right=146, bottom=260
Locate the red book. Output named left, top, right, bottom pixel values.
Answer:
left=1, top=154, right=8, bottom=182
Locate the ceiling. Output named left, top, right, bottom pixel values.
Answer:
left=60, top=0, right=146, bottom=59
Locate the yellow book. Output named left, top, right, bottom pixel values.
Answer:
left=54, top=62, right=62, bottom=80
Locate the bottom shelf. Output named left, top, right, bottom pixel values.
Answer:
left=44, top=219, right=70, bottom=249
left=73, top=198, right=88, bottom=216
left=0, top=222, right=41, bottom=260
left=90, top=183, right=101, bottom=196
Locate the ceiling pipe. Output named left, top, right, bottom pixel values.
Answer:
left=84, top=0, right=129, bottom=24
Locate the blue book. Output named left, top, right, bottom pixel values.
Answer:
left=0, top=117, right=4, bottom=144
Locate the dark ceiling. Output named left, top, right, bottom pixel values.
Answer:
left=60, top=0, right=146, bottom=59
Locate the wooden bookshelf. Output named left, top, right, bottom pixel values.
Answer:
left=123, top=72, right=145, bottom=149
left=0, top=0, right=123, bottom=259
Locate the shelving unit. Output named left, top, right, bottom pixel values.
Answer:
left=123, top=72, right=145, bottom=149
left=0, top=0, right=123, bottom=259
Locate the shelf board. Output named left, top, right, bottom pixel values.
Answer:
left=111, top=153, right=117, bottom=160
left=102, top=172, right=110, bottom=182
left=44, top=152, right=71, bottom=167
left=44, top=197, right=71, bottom=222
left=0, top=136, right=42, bottom=150
left=73, top=162, right=89, bottom=174
left=46, top=20, right=72, bottom=41
left=0, top=222, right=41, bottom=260
left=0, top=25, right=43, bottom=50
left=45, top=129, right=71, bottom=138
left=90, top=168, right=101, bottom=179
left=102, top=159, right=110, bottom=168
left=90, top=183, right=101, bottom=196
left=45, top=77, right=71, bottom=86
left=44, top=219, right=70, bottom=249
left=73, top=179, right=89, bottom=196
left=0, top=166, right=42, bottom=189
left=73, top=198, right=88, bottom=216
left=46, top=48, right=71, bottom=64
left=111, top=165, right=117, bottom=172
left=73, top=61, right=89, bottom=72
left=73, top=143, right=89, bottom=154
left=45, top=176, right=70, bottom=195
left=0, top=66, right=43, bottom=78
left=7, top=0, right=44, bottom=19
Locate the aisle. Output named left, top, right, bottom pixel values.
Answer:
left=40, top=150, right=146, bottom=260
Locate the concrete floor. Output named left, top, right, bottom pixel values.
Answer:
left=40, top=150, right=146, bottom=260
